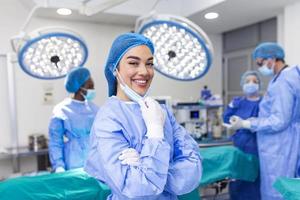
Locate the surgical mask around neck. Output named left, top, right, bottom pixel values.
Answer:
left=258, top=60, right=275, bottom=76
left=243, top=82, right=259, bottom=96
left=115, top=70, right=148, bottom=103
left=81, top=88, right=96, bottom=101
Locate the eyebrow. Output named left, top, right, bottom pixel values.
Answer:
left=126, top=56, right=153, bottom=61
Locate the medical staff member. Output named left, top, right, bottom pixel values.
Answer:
left=223, top=70, right=261, bottom=200
left=49, top=67, right=99, bottom=172
left=228, top=42, right=300, bottom=200
left=84, top=33, right=202, bottom=200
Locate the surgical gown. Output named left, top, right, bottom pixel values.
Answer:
left=249, top=65, right=300, bottom=200
left=49, top=98, right=99, bottom=170
left=84, top=96, right=202, bottom=200
left=223, top=96, right=261, bottom=200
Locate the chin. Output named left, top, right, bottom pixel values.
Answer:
left=133, top=84, right=150, bottom=96
left=137, top=92, right=146, bottom=96
left=135, top=89, right=147, bottom=96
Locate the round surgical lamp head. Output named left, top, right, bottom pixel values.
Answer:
left=16, top=28, right=88, bottom=79
left=135, top=14, right=213, bottom=81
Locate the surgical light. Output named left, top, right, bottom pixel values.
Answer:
left=136, top=14, right=213, bottom=81
left=15, top=28, right=88, bottom=79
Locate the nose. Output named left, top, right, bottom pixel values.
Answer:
left=137, top=63, right=148, bottom=75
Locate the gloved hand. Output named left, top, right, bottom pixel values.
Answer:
left=118, top=148, right=140, bottom=167
left=222, top=123, right=233, bottom=129
left=229, top=115, right=251, bottom=130
left=55, top=167, right=65, bottom=173
left=139, top=97, right=166, bottom=139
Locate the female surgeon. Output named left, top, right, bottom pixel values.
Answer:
left=48, top=67, right=99, bottom=172
left=223, top=70, right=262, bottom=200
left=84, top=33, right=202, bottom=200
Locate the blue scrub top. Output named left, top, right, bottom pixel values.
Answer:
left=48, top=98, right=99, bottom=170
left=223, top=96, right=261, bottom=155
left=249, top=65, right=300, bottom=200
left=85, top=97, right=202, bottom=200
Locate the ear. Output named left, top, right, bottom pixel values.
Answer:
left=78, top=87, right=86, bottom=94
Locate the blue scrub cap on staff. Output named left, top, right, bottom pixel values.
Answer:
left=252, top=42, right=285, bottom=60
left=64, top=67, right=90, bottom=93
left=240, top=70, right=262, bottom=88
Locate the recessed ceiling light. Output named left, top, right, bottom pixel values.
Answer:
left=204, top=12, right=219, bottom=20
left=57, top=8, right=72, bottom=16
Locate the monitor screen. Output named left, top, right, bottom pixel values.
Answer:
left=190, top=110, right=199, bottom=119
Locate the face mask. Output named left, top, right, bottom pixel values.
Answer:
left=258, top=60, right=275, bottom=76
left=115, top=70, right=148, bottom=103
left=81, top=88, right=96, bottom=101
left=243, top=82, right=259, bottom=95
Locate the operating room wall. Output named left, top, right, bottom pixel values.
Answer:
left=0, top=0, right=222, bottom=177
left=282, top=1, right=300, bottom=66
left=0, top=0, right=35, bottom=178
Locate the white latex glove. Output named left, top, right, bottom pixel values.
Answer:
left=55, top=167, right=65, bottom=173
left=229, top=115, right=251, bottom=130
left=222, top=123, right=232, bottom=129
left=118, top=148, right=140, bottom=167
left=139, top=97, right=166, bottom=139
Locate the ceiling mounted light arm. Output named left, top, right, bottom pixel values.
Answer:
left=79, top=0, right=130, bottom=16
left=11, top=5, right=41, bottom=53
left=134, top=0, right=161, bottom=32
left=135, top=14, right=214, bottom=81
left=10, top=0, right=50, bottom=52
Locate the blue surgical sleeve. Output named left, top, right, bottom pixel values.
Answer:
left=48, top=117, right=65, bottom=169
left=85, top=117, right=171, bottom=199
left=250, top=78, right=294, bottom=133
left=223, top=97, right=240, bottom=123
left=164, top=108, right=202, bottom=195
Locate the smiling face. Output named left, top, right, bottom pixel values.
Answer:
left=116, top=45, right=154, bottom=101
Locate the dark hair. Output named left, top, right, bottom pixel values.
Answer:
left=276, top=58, right=285, bottom=63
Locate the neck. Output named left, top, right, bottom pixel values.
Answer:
left=274, top=62, right=286, bottom=74
left=116, top=85, right=131, bottom=101
left=246, top=94, right=260, bottom=101
left=73, top=92, right=85, bottom=101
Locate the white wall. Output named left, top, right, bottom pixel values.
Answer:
left=0, top=0, right=222, bottom=178
left=282, top=1, right=300, bottom=66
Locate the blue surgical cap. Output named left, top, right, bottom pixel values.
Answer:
left=104, top=33, right=155, bottom=97
left=252, top=42, right=285, bottom=60
left=240, top=70, right=262, bottom=88
left=65, top=67, right=90, bottom=93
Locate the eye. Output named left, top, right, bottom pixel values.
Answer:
left=128, top=62, right=139, bottom=66
left=257, top=59, right=266, bottom=67
left=146, top=62, right=154, bottom=67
